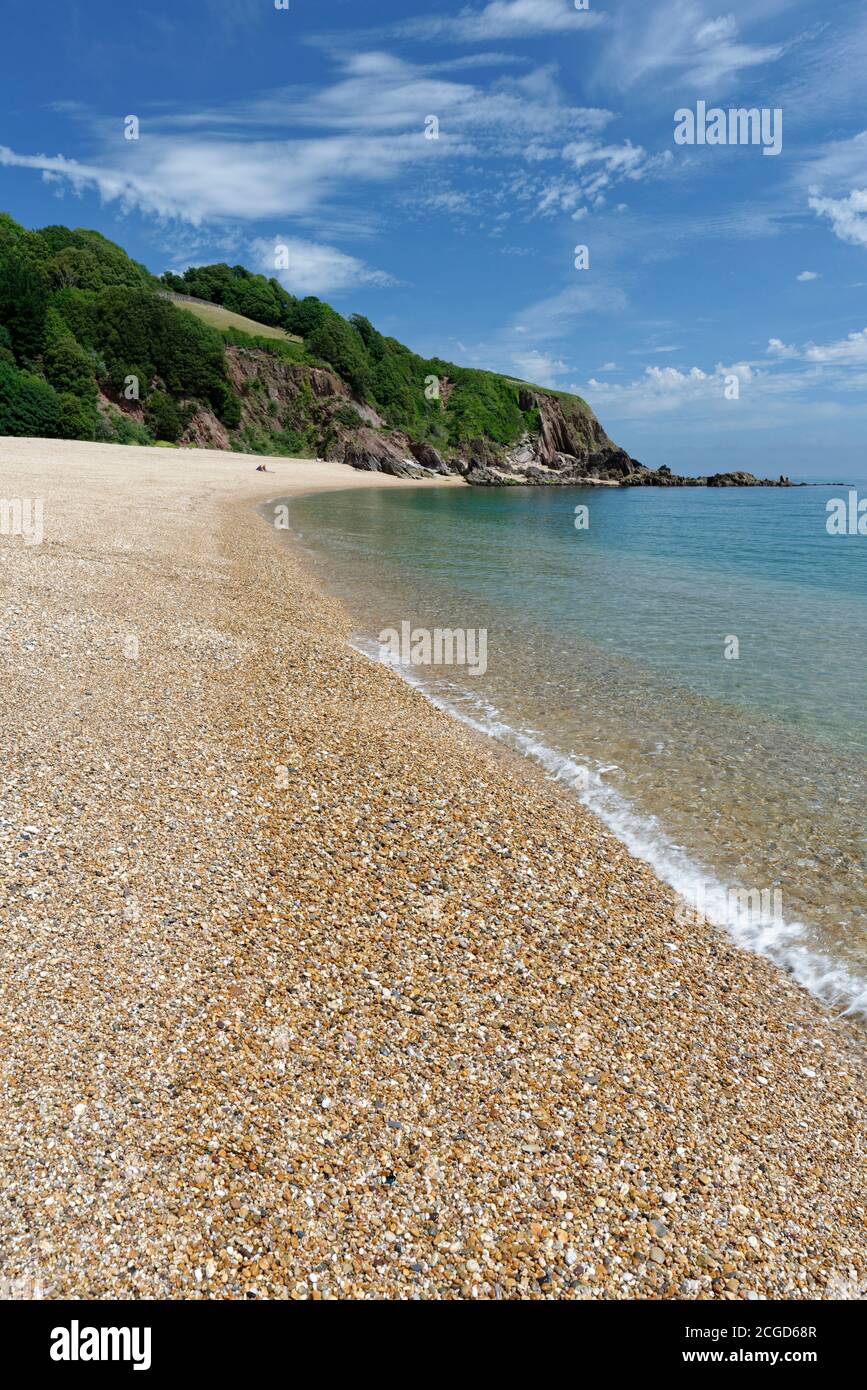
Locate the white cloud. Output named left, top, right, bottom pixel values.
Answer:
left=158, top=51, right=609, bottom=147
left=804, top=327, right=867, bottom=364
left=808, top=187, right=867, bottom=249
left=249, top=237, right=397, bottom=297
left=444, top=281, right=628, bottom=380
left=767, top=327, right=867, bottom=364
left=536, top=142, right=673, bottom=215
left=579, top=359, right=758, bottom=418
left=767, top=337, right=798, bottom=358
left=511, top=349, right=570, bottom=386
left=567, top=139, right=647, bottom=177
left=575, top=322, right=867, bottom=423
left=796, top=270, right=819, bottom=281
left=566, top=324, right=867, bottom=428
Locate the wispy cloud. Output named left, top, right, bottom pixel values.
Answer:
left=592, top=0, right=791, bottom=95
left=140, top=52, right=609, bottom=147
left=512, top=283, right=629, bottom=343
left=392, top=0, right=605, bottom=42
left=0, top=134, right=431, bottom=226
left=0, top=51, right=623, bottom=229
left=511, top=348, right=572, bottom=385
left=537, top=139, right=674, bottom=210
left=430, top=281, right=628, bottom=381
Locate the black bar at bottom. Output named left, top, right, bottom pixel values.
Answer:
left=0, top=1296, right=857, bottom=1376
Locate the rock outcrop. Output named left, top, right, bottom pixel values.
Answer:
left=344, top=427, right=439, bottom=479
left=162, top=344, right=792, bottom=489
left=450, top=391, right=793, bottom=488
left=408, top=440, right=451, bottom=475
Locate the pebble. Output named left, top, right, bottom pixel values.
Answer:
left=0, top=438, right=863, bottom=1301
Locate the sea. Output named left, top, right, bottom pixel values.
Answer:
left=272, top=481, right=867, bottom=1021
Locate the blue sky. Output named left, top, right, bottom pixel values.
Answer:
left=1, top=0, right=866, bottom=477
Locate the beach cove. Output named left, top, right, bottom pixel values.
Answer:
left=0, top=437, right=864, bottom=1301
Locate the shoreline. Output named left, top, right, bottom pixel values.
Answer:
left=273, top=482, right=867, bottom=1027
left=0, top=438, right=864, bottom=1300
left=344, top=631, right=867, bottom=1031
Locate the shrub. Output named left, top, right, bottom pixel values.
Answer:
left=334, top=402, right=363, bottom=428
left=96, top=408, right=153, bottom=446
left=145, top=390, right=183, bottom=443
left=57, top=391, right=97, bottom=440
left=213, top=384, right=242, bottom=429
left=0, top=360, right=61, bottom=436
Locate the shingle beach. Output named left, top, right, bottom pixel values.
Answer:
left=0, top=438, right=864, bottom=1300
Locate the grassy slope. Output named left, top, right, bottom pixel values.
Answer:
left=165, top=293, right=303, bottom=344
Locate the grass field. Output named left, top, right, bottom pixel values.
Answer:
left=165, top=293, right=303, bottom=343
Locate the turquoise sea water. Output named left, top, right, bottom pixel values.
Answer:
left=275, top=483, right=867, bottom=1018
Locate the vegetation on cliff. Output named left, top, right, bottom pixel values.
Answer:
left=0, top=213, right=598, bottom=461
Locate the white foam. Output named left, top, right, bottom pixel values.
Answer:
left=354, top=635, right=867, bottom=1022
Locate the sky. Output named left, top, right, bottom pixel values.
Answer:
left=1, top=0, right=866, bottom=477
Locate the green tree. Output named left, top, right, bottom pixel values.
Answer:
left=145, top=390, right=183, bottom=442
left=43, top=336, right=97, bottom=400
left=285, top=296, right=330, bottom=338
left=0, top=252, right=49, bottom=360
left=349, top=314, right=386, bottom=361
left=306, top=314, right=370, bottom=396
left=0, top=360, right=61, bottom=436
left=370, top=352, right=418, bottom=428
left=47, top=247, right=103, bottom=291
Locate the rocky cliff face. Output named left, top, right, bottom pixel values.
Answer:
left=126, top=346, right=790, bottom=488
left=336, top=382, right=792, bottom=488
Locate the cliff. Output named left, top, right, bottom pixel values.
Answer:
left=0, top=214, right=791, bottom=486
left=154, top=349, right=787, bottom=489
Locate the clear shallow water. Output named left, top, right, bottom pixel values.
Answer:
left=275, top=483, right=867, bottom=1019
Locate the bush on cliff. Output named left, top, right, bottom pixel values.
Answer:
left=144, top=390, right=183, bottom=443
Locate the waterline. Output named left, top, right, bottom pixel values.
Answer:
left=353, top=633, right=867, bottom=1022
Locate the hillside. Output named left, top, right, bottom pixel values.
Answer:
left=163, top=291, right=303, bottom=344
left=0, top=214, right=787, bottom=486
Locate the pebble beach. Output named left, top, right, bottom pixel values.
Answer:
left=0, top=437, right=864, bottom=1301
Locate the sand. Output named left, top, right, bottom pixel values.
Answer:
left=0, top=436, right=864, bottom=1301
